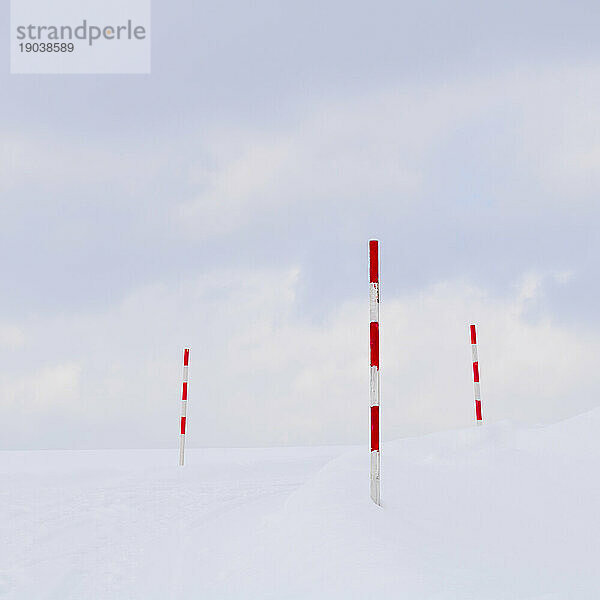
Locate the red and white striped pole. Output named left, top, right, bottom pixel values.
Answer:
left=470, top=325, right=483, bottom=424
left=179, top=348, right=190, bottom=465
left=369, top=240, right=381, bottom=505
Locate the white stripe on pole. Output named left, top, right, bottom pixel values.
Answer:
left=179, top=348, right=190, bottom=466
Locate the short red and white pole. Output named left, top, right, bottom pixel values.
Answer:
left=369, top=240, right=381, bottom=505
left=470, top=325, right=483, bottom=424
left=179, top=348, right=190, bottom=466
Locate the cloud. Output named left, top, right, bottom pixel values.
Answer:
left=0, top=362, right=81, bottom=413
left=2, top=55, right=600, bottom=450
left=1, top=263, right=598, bottom=449
left=0, top=323, right=25, bottom=349
left=0, top=129, right=172, bottom=201
left=172, top=64, right=600, bottom=241
left=382, top=272, right=600, bottom=437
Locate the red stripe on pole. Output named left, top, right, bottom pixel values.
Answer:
left=370, top=406, right=379, bottom=451
left=473, top=362, right=479, bottom=382
left=182, top=382, right=188, bottom=400
left=370, top=322, right=379, bottom=368
left=369, top=240, right=379, bottom=283
left=470, top=324, right=477, bottom=344
left=475, top=400, right=482, bottom=421
left=183, top=348, right=189, bottom=366
left=180, top=416, right=186, bottom=434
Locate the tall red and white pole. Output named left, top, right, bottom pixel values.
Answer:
left=369, top=240, right=381, bottom=505
left=179, top=348, right=190, bottom=466
left=470, top=325, right=483, bottom=424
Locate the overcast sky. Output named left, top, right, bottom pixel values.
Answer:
left=2, top=1, right=600, bottom=449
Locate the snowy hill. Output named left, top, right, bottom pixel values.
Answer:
left=3, top=412, right=600, bottom=598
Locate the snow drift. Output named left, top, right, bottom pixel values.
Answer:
left=3, top=411, right=600, bottom=598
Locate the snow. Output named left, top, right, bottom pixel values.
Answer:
left=3, top=412, right=600, bottom=598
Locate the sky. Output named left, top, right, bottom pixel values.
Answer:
left=2, top=0, right=600, bottom=449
